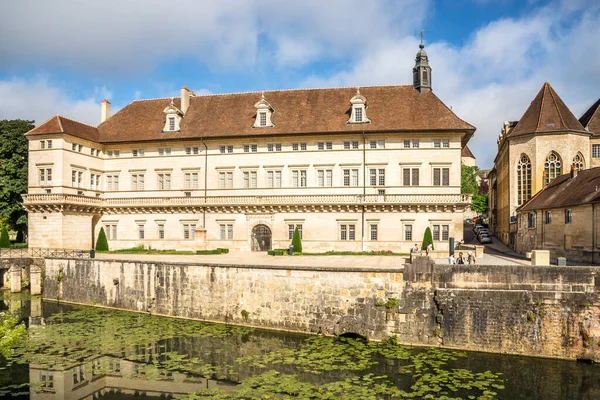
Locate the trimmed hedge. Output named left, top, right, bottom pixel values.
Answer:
left=196, top=248, right=229, bottom=255
left=0, top=227, right=10, bottom=248
left=267, top=249, right=287, bottom=256
left=95, top=227, right=109, bottom=251
left=291, top=227, right=302, bottom=253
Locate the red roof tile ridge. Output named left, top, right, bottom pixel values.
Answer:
left=57, top=115, right=98, bottom=129
left=131, top=84, right=414, bottom=103
left=56, top=115, right=64, bottom=132
left=546, top=83, right=568, bottom=129
left=536, top=83, right=549, bottom=131
left=25, top=115, right=60, bottom=135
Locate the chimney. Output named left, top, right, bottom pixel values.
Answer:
left=181, top=86, right=191, bottom=114
left=570, top=163, right=578, bottom=179
left=101, top=99, right=111, bottom=123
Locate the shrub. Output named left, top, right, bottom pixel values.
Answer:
left=421, top=227, right=434, bottom=251
left=216, top=248, right=229, bottom=254
left=0, top=226, right=10, bottom=248
left=95, top=227, right=109, bottom=251
left=267, top=249, right=287, bottom=256
left=291, top=226, right=303, bottom=253
left=196, top=248, right=229, bottom=255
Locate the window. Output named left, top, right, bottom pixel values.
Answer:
left=219, top=171, right=233, bottom=188
left=432, top=225, right=440, bottom=241
left=344, top=141, right=350, bottom=150
left=317, top=170, right=332, bottom=187
left=157, top=223, right=165, bottom=239
left=326, top=142, right=332, bottom=150
left=544, top=152, right=562, bottom=186
left=318, top=142, right=324, bottom=150
left=369, top=168, right=385, bottom=186
left=403, top=140, right=410, bottom=148
left=442, top=225, right=449, bottom=240
left=183, top=224, right=196, bottom=239
left=106, top=174, right=119, bottom=191
left=340, top=224, right=356, bottom=241
left=573, top=153, right=585, bottom=171
left=300, top=143, right=307, bottom=151
left=132, top=149, right=144, bottom=157
left=433, top=168, right=449, bottom=186
left=267, top=144, right=274, bottom=152
left=40, top=140, right=46, bottom=149
left=243, top=171, right=257, bottom=188
left=404, top=225, right=413, bottom=241
left=158, top=148, right=164, bottom=155
left=288, top=224, right=303, bottom=240
left=292, top=143, right=299, bottom=151
left=71, top=170, right=83, bottom=188
left=527, top=212, right=536, bottom=228
left=168, top=117, right=175, bottom=131
left=41, top=370, right=54, bottom=389
left=565, top=209, right=572, bottom=224
left=593, top=144, right=600, bottom=158
left=402, top=168, right=419, bottom=186
left=442, top=139, right=450, bottom=148
left=245, top=144, right=257, bottom=152
left=432, top=225, right=449, bottom=240
left=47, top=140, right=52, bottom=149
left=276, top=143, right=282, bottom=151
left=220, top=224, right=233, bottom=240
left=433, top=139, right=441, bottom=148
left=157, top=173, right=171, bottom=190
left=370, top=224, right=378, bottom=241
left=220, top=146, right=226, bottom=154
left=184, top=172, right=199, bottom=189
left=370, top=140, right=376, bottom=149
left=131, top=173, right=145, bottom=190
left=138, top=224, right=145, bottom=240
left=517, top=154, right=532, bottom=205
left=355, top=107, right=363, bottom=122
left=545, top=211, right=552, bottom=224
left=72, top=143, right=77, bottom=151
left=267, top=171, right=282, bottom=188
left=292, top=170, right=307, bottom=187
left=251, top=144, right=257, bottom=152
left=114, top=150, right=120, bottom=157
left=186, top=147, right=192, bottom=155
left=259, top=112, right=267, bottom=127
left=105, top=224, right=117, bottom=240
left=244, top=145, right=250, bottom=152
left=352, top=141, right=359, bottom=149
left=90, top=173, right=100, bottom=190
left=343, top=169, right=359, bottom=186
left=412, top=140, right=419, bottom=148
left=39, top=168, right=52, bottom=186
left=228, top=145, right=234, bottom=153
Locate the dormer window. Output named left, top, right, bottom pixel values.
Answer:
left=348, top=88, right=370, bottom=124
left=253, top=93, right=274, bottom=128
left=163, top=98, right=183, bottom=132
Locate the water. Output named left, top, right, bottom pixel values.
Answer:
left=0, top=292, right=598, bottom=399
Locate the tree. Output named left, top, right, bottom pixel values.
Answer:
left=0, top=120, right=33, bottom=236
left=421, top=227, right=434, bottom=251
left=461, top=163, right=479, bottom=195
left=471, top=194, right=489, bottom=215
left=0, top=226, right=10, bottom=248
left=95, top=227, right=109, bottom=251
left=291, top=226, right=302, bottom=253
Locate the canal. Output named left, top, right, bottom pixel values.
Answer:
left=0, top=292, right=598, bottom=399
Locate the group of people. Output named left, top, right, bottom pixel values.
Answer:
left=410, top=242, right=477, bottom=264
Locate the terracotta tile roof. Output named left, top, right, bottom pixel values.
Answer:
left=26, top=115, right=100, bottom=142
left=509, top=82, right=587, bottom=137
left=519, top=167, right=600, bottom=212
left=579, top=98, right=600, bottom=134
left=461, top=145, right=476, bottom=159
left=98, top=85, right=475, bottom=144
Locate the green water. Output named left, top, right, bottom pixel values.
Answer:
left=0, top=293, right=598, bottom=399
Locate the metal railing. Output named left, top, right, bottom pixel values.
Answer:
left=0, top=248, right=91, bottom=259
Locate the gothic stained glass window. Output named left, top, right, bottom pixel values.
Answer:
left=517, top=154, right=532, bottom=205
left=544, top=152, right=562, bottom=186
left=572, top=153, right=585, bottom=171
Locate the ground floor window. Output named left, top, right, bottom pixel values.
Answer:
left=220, top=224, right=233, bottom=240
left=340, top=224, right=356, bottom=240
left=432, top=224, right=449, bottom=241
left=157, top=223, right=165, bottom=239
left=288, top=224, right=303, bottom=240
left=138, top=224, right=145, bottom=240
left=105, top=224, right=117, bottom=240
left=370, top=224, right=378, bottom=240
left=183, top=224, right=196, bottom=240
left=404, top=225, right=413, bottom=241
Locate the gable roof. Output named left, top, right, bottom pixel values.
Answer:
left=579, top=98, right=600, bottom=135
left=461, top=145, right=476, bottom=159
left=26, top=115, right=100, bottom=142
left=98, top=85, right=475, bottom=144
left=509, top=82, right=587, bottom=138
left=519, top=167, right=600, bottom=212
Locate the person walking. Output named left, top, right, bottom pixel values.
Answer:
left=456, top=252, right=465, bottom=264
left=467, top=251, right=477, bottom=265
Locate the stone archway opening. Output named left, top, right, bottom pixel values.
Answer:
left=251, top=224, right=272, bottom=251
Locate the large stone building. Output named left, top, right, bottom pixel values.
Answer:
left=489, top=83, right=600, bottom=248
left=24, top=44, right=475, bottom=252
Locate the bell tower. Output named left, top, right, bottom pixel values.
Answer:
left=413, top=30, right=431, bottom=93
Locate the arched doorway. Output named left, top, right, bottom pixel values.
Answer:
left=251, top=224, right=272, bottom=251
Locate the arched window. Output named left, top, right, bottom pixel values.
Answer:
left=573, top=153, right=585, bottom=171
left=517, top=154, right=532, bottom=205
left=544, top=152, right=562, bottom=186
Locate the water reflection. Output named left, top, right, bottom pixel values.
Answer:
left=0, top=292, right=598, bottom=399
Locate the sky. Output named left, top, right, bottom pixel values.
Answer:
left=0, top=0, right=598, bottom=168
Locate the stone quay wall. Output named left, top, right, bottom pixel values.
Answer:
left=41, top=257, right=600, bottom=361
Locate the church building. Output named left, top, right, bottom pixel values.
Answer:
left=24, top=43, right=475, bottom=252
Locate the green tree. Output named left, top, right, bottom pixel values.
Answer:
left=95, top=227, right=109, bottom=251
left=461, top=163, right=479, bottom=195
left=0, top=226, right=10, bottom=248
left=471, top=194, right=489, bottom=215
left=421, top=227, right=434, bottom=251
left=0, top=120, right=33, bottom=235
left=291, top=226, right=302, bottom=253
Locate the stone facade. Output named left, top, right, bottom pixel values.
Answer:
left=42, top=257, right=600, bottom=362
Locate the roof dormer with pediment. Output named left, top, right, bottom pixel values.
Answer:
left=163, top=98, right=184, bottom=132
left=348, top=88, right=370, bottom=124
left=253, top=93, right=275, bottom=128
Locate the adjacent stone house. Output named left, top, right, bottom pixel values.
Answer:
left=516, top=166, right=600, bottom=263
left=24, top=44, right=475, bottom=252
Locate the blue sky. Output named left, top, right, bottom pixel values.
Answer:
left=1, top=0, right=598, bottom=168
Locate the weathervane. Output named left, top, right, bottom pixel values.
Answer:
left=420, top=30, right=425, bottom=48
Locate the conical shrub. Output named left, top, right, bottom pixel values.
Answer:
left=0, top=226, right=10, bottom=248
left=421, top=227, right=434, bottom=251
left=291, top=226, right=302, bottom=253
left=95, top=227, right=109, bottom=251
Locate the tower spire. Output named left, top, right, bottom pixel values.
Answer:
left=413, top=31, right=431, bottom=93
